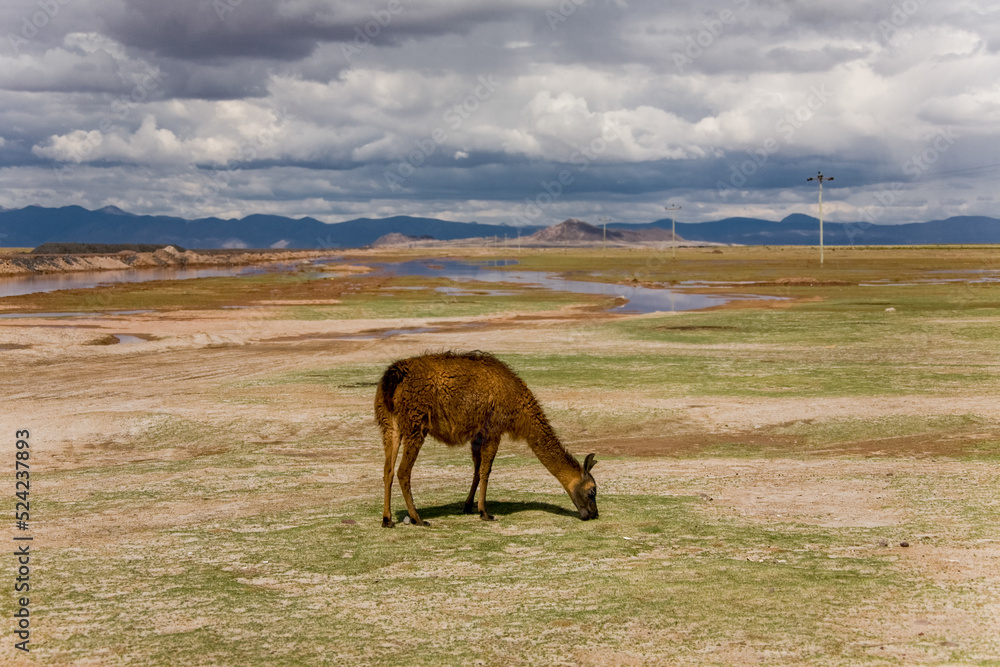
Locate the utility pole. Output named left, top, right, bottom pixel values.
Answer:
left=664, top=205, right=681, bottom=259
left=806, top=172, right=833, bottom=266
left=599, top=216, right=611, bottom=255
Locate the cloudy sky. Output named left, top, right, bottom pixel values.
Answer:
left=1, top=0, right=999, bottom=226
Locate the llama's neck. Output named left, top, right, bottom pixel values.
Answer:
left=523, top=415, right=582, bottom=491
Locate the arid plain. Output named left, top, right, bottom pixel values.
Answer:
left=1, top=245, right=999, bottom=665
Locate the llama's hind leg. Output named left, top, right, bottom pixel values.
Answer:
left=397, top=432, right=429, bottom=526
left=476, top=435, right=502, bottom=521
left=464, top=433, right=484, bottom=514
left=381, top=419, right=401, bottom=528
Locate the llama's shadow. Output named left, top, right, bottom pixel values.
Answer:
left=401, top=500, right=578, bottom=523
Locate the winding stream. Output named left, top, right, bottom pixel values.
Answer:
left=0, top=257, right=776, bottom=315
left=366, top=259, right=776, bottom=313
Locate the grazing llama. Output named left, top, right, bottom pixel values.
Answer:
left=375, top=351, right=598, bottom=527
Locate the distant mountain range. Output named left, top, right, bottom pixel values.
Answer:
left=0, top=205, right=538, bottom=250
left=627, top=214, right=1000, bottom=246
left=2, top=205, right=1000, bottom=249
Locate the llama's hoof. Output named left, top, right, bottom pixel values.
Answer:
left=382, top=517, right=395, bottom=528
left=480, top=513, right=495, bottom=522
left=463, top=503, right=476, bottom=515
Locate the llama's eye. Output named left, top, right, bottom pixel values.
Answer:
left=588, top=489, right=596, bottom=500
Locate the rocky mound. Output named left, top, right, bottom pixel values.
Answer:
left=370, top=233, right=435, bottom=247
left=527, top=219, right=680, bottom=245
left=528, top=219, right=608, bottom=243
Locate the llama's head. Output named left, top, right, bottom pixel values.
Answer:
left=570, top=453, right=599, bottom=520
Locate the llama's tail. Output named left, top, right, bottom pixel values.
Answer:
left=376, top=361, right=407, bottom=414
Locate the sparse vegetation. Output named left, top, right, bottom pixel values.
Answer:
left=2, top=246, right=998, bottom=665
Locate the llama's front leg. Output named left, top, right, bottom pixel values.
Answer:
left=397, top=433, right=429, bottom=526
left=464, top=434, right=483, bottom=514
left=476, top=437, right=501, bottom=521
left=381, top=419, right=401, bottom=528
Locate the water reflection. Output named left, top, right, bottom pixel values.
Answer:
left=0, top=265, right=274, bottom=299
left=371, top=260, right=774, bottom=314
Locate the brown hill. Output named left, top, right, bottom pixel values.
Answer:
left=370, top=232, right=435, bottom=247
left=526, top=219, right=680, bottom=245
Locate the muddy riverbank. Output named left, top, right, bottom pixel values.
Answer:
left=0, top=246, right=333, bottom=276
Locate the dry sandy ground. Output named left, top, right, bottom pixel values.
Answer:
left=2, top=298, right=998, bottom=662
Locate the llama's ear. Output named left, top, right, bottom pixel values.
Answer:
left=583, top=453, right=597, bottom=473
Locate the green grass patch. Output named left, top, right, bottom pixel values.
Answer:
left=476, top=245, right=1000, bottom=287
left=497, top=351, right=998, bottom=398
left=774, top=415, right=991, bottom=446
left=277, top=279, right=604, bottom=320
left=246, top=364, right=385, bottom=394
left=27, top=482, right=923, bottom=665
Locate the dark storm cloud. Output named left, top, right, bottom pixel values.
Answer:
left=99, top=0, right=335, bottom=61
left=1, top=0, right=997, bottom=225
left=97, top=0, right=546, bottom=61
left=154, top=58, right=272, bottom=100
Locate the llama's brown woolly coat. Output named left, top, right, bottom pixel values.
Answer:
left=375, top=351, right=598, bottom=527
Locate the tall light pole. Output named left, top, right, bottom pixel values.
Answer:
left=806, top=172, right=833, bottom=266
left=599, top=216, right=611, bottom=254
left=664, top=204, right=681, bottom=259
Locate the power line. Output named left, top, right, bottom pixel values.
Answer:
left=919, top=161, right=1000, bottom=179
